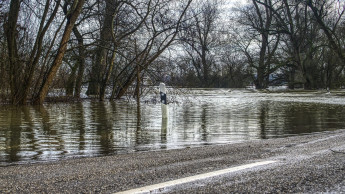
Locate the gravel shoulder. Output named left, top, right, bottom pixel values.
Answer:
left=1, top=129, right=345, bottom=193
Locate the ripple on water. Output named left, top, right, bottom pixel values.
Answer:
left=1, top=89, right=345, bottom=165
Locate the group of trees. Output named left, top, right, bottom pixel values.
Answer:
left=1, top=0, right=345, bottom=105
left=174, top=0, right=345, bottom=89
left=234, top=0, right=345, bottom=90
left=1, top=0, right=192, bottom=105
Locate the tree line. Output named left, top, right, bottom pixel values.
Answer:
left=0, top=0, right=344, bottom=105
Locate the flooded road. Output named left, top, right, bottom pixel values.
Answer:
left=1, top=89, right=345, bottom=165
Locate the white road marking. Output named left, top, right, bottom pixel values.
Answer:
left=115, top=160, right=276, bottom=194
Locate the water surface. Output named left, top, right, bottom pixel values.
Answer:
left=1, top=89, right=345, bottom=166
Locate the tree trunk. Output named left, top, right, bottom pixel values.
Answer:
left=66, top=65, right=78, bottom=96
left=100, top=49, right=116, bottom=101
left=256, top=34, right=269, bottom=89
left=201, top=48, right=209, bottom=87
left=116, top=69, right=137, bottom=99
left=5, top=0, right=21, bottom=104
left=252, top=0, right=272, bottom=89
left=0, top=47, right=6, bottom=96
left=135, top=64, right=141, bottom=105
left=288, top=66, right=296, bottom=89
left=73, top=26, right=86, bottom=99
left=87, top=0, right=115, bottom=96
left=34, top=0, right=85, bottom=104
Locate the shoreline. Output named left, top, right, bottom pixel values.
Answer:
left=1, top=129, right=344, bottom=193
left=1, top=88, right=345, bottom=105
left=0, top=129, right=339, bottom=167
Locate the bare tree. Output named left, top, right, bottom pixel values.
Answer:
left=86, top=0, right=117, bottom=98
left=179, top=0, right=222, bottom=87
left=255, top=0, right=345, bottom=89
left=113, top=0, right=193, bottom=99
left=63, top=1, right=97, bottom=98
left=306, top=0, right=345, bottom=82
left=34, top=0, right=85, bottom=104
left=99, top=0, right=152, bottom=101
left=234, top=0, right=281, bottom=89
left=4, top=0, right=64, bottom=105
left=253, top=0, right=326, bottom=89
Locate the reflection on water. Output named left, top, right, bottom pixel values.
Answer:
left=1, top=89, right=345, bottom=165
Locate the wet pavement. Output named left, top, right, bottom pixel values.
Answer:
left=0, top=129, right=344, bottom=193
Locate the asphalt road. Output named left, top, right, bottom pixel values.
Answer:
left=1, top=129, right=344, bottom=193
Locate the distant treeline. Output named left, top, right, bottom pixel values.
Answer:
left=1, top=0, right=345, bottom=105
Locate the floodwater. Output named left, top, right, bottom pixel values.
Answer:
left=1, top=89, right=345, bottom=166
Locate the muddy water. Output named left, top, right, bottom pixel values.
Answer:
left=1, top=89, right=345, bottom=165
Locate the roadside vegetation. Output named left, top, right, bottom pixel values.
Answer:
left=1, top=0, right=345, bottom=105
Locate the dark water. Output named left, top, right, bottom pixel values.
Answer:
left=1, top=89, right=345, bottom=166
